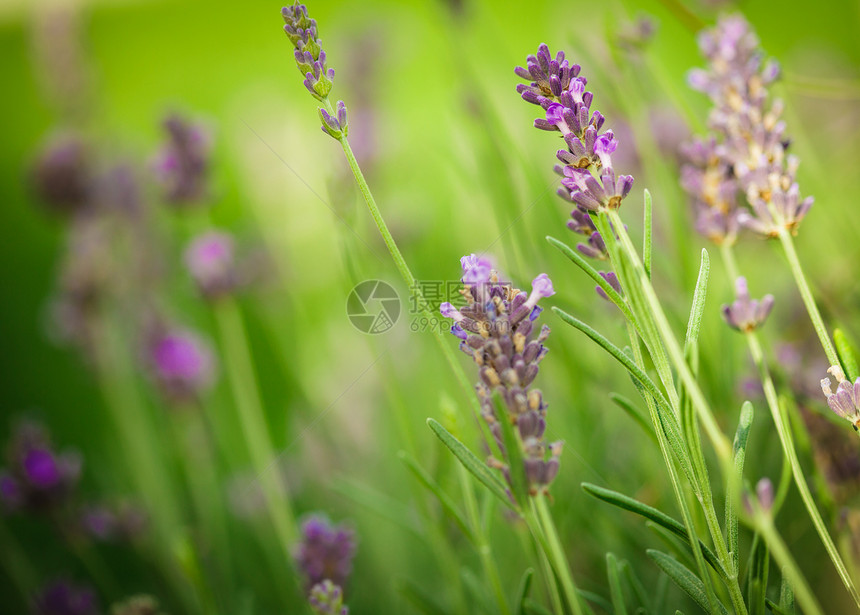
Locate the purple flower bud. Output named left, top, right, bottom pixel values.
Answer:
left=185, top=231, right=237, bottom=299
left=23, top=449, right=61, bottom=488
left=460, top=253, right=493, bottom=285
left=295, top=515, right=357, bottom=593
left=756, top=478, right=774, bottom=512
left=148, top=328, right=215, bottom=402
left=308, top=580, right=348, bottom=615
left=30, top=133, right=92, bottom=215
left=32, top=579, right=98, bottom=615
left=721, top=276, right=774, bottom=332
left=821, top=376, right=860, bottom=427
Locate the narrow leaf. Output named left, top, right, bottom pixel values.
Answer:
left=643, top=189, right=653, bottom=279
left=835, top=328, right=860, bottom=382
left=648, top=550, right=728, bottom=615
left=552, top=308, right=670, bottom=411
left=523, top=598, right=554, bottom=615
left=610, top=393, right=658, bottom=445
left=621, top=560, right=654, bottom=615
left=607, top=553, right=629, bottom=615
left=577, top=589, right=612, bottom=614
left=398, top=450, right=475, bottom=543
left=779, top=568, right=795, bottom=614
left=765, top=598, right=792, bottom=615
left=547, top=235, right=633, bottom=320
left=427, top=418, right=513, bottom=509
left=495, top=394, right=529, bottom=507
left=582, top=483, right=727, bottom=580
left=515, top=568, right=534, bottom=615
left=684, top=249, right=710, bottom=348
left=727, top=401, right=754, bottom=576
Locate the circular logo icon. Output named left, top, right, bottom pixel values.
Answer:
left=346, top=280, right=401, bottom=334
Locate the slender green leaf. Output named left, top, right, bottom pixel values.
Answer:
left=524, top=598, right=554, bottom=615
left=577, top=589, right=612, bottom=614
left=684, top=249, right=710, bottom=348
left=547, top=235, right=634, bottom=323
left=553, top=308, right=670, bottom=412
left=581, top=483, right=727, bottom=580
left=396, top=577, right=451, bottom=615
left=515, top=568, right=534, bottom=615
left=495, top=394, right=529, bottom=507
left=646, top=521, right=698, bottom=575
left=779, top=568, right=795, bottom=614
left=728, top=401, right=754, bottom=576
left=621, top=560, right=653, bottom=615
left=607, top=553, right=628, bottom=615
left=610, top=393, right=658, bottom=445
left=647, top=550, right=728, bottom=615
left=747, top=536, right=769, bottom=615
left=397, top=450, right=475, bottom=543
left=835, top=328, right=860, bottom=382
left=427, top=418, right=513, bottom=509
left=765, top=598, right=792, bottom=615
left=643, top=189, right=653, bottom=279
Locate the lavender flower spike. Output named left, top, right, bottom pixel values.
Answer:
left=295, top=514, right=357, bottom=593
left=308, top=580, right=349, bottom=615
left=439, top=256, right=562, bottom=495
left=147, top=327, right=216, bottom=402
left=32, top=579, right=98, bottom=615
left=152, top=114, right=211, bottom=205
left=682, top=15, right=813, bottom=239
left=281, top=3, right=349, bottom=139
left=721, top=276, right=774, bottom=332
left=821, top=369, right=860, bottom=429
left=516, top=43, right=634, bottom=238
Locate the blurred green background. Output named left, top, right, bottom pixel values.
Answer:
left=2, top=0, right=860, bottom=612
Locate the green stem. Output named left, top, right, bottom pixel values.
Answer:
left=457, top=465, right=510, bottom=615
left=325, top=99, right=481, bottom=421
left=624, top=322, right=723, bottom=615
left=752, top=508, right=825, bottom=615
left=608, top=209, right=733, bottom=464
left=213, top=298, right=297, bottom=556
left=777, top=228, right=841, bottom=368
left=719, top=242, right=740, bottom=284
left=534, top=496, right=583, bottom=615
left=746, top=331, right=860, bottom=608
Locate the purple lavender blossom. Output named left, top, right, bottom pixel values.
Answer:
left=567, top=209, right=608, bottom=260
left=516, top=44, right=633, bottom=213
left=682, top=15, right=813, bottom=239
left=721, top=277, right=774, bottom=332
left=31, top=133, right=92, bottom=215
left=281, top=3, right=349, bottom=138
left=595, top=271, right=622, bottom=302
left=0, top=421, right=81, bottom=514
left=32, top=579, right=98, bottom=615
left=152, top=114, right=211, bottom=205
left=439, top=256, right=562, bottom=495
left=79, top=501, right=147, bottom=542
left=308, top=580, right=349, bottom=615
left=184, top=231, right=237, bottom=299
left=821, top=372, right=860, bottom=429
left=295, top=515, right=357, bottom=593
left=147, top=327, right=215, bottom=402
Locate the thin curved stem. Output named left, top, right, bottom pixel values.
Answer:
left=777, top=228, right=841, bottom=368
left=746, top=331, right=860, bottom=608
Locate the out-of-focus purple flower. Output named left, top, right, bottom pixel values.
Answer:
left=440, top=257, right=561, bottom=495
left=184, top=231, right=237, bottom=300
left=32, top=579, right=98, bottom=615
left=147, top=327, right=215, bottom=402
left=308, top=580, right=348, bottom=615
left=682, top=15, right=812, bottom=240
left=152, top=114, right=211, bottom=205
left=31, top=133, right=92, bottom=215
left=110, top=594, right=164, bottom=615
left=295, top=515, right=357, bottom=592
left=721, top=277, right=774, bottom=332
left=821, top=373, right=860, bottom=428
left=0, top=421, right=81, bottom=514
left=79, top=501, right=147, bottom=542
left=617, top=15, right=657, bottom=53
